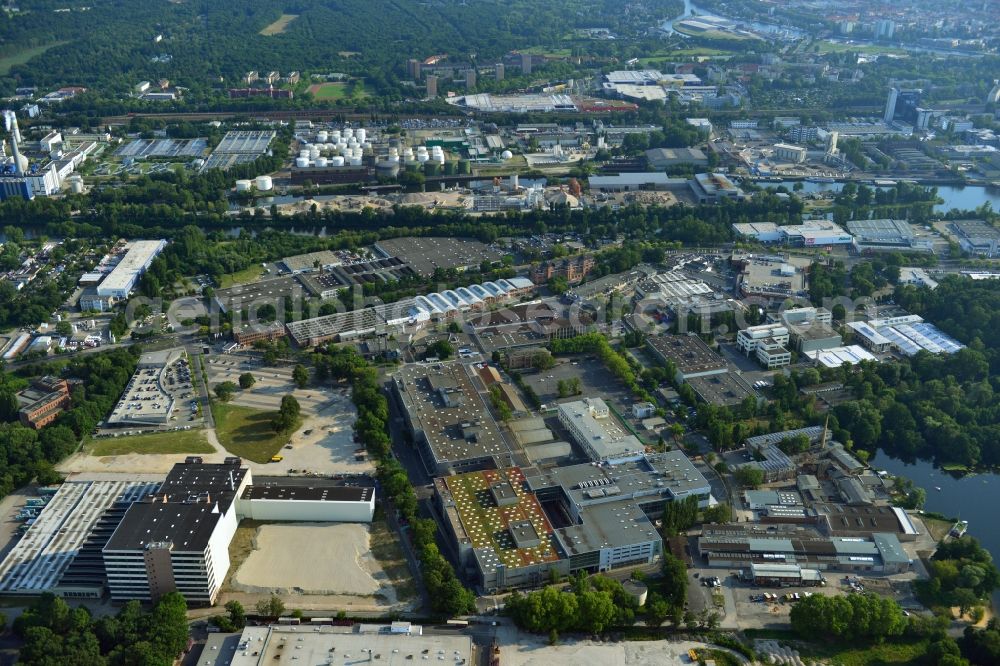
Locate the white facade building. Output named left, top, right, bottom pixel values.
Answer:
left=96, top=240, right=167, bottom=299
left=558, top=398, right=645, bottom=462
left=737, top=323, right=790, bottom=355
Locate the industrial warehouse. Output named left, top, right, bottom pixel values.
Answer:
left=286, top=277, right=534, bottom=347
left=0, top=459, right=375, bottom=603
left=435, top=452, right=711, bottom=592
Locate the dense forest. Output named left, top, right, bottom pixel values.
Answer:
left=0, top=0, right=682, bottom=96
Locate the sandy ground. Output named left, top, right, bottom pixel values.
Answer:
left=495, top=629, right=748, bottom=666
left=231, top=523, right=392, bottom=598
left=60, top=357, right=370, bottom=476
left=276, top=191, right=470, bottom=215
left=206, top=358, right=332, bottom=414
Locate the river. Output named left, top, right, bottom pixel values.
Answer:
left=873, top=453, right=1000, bottom=606
left=766, top=181, right=1000, bottom=214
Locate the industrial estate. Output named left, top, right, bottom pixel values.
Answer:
left=1, top=0, right=1000, bottom=665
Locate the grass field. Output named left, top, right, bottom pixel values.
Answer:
left=369, top=517, right=417, bottom=600
left=923, top=516, right=956, bottom=542
left=259, top=14, right=298, bottom=36
left=0, top=41, right=69, bottom=74
left=217, top=265, right=264, bottom=289
left=88, top=430, right=214, bottom=456
left=308, top=82, right=349, bottom=100
left=212, top=403, right=300, bottom=463
left=798, top=639, right=929, bottom=666
left=307, top=80, right=369, bottom=102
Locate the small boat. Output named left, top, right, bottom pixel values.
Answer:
left=934, top=486, right=942, bottom=491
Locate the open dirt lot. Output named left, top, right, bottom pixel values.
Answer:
left=230, top=523, right=395, bottom=599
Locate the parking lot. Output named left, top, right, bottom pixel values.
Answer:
left=206, top=355, right=372, bottom=475
left=685, top=563, right=922, bottom=631
left=100, top=349, right=205, bottom=435
left=521, top=356, right=636, bottom=415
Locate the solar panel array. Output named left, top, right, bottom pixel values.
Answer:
left=878, top=322, right=965, bottom=356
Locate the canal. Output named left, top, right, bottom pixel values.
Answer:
left=767, top=181, right=1000, bottom=214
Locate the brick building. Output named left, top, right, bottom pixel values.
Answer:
left=530, top=255, right=595, bottom=285
left=18, top=376, right=72, bottom=429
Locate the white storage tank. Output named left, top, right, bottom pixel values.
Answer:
left=501, top=150, right=514, bottom=160
left=299, top=149, right=310, bottom=158
left=416, top=153, right=429, bottom=163
left=317, top=131, right=328, bottom=143
left=314, top=157, right=328, bottom=168
left=256, top=175, right=273, bottom=191
left=343, top=128, right=354, bottom=139
left=235, top=179, right=253, bottom=192
left=330, top=156, right=345, bottom=167
left=68, top=176, right=85, bottom=194
left=295, top=157, right=311, bottom=168
left=348, top=155, right=362, bottom=166
left=356, top=129, right=367, bottom=143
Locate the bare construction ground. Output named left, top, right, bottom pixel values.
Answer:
left=231, top=523, right=397, bottom=599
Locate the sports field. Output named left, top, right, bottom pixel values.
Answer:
left=307, top=81, right=369, bottom=101
left=307, top=82, right=349, bottom=100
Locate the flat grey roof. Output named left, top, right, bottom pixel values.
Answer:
left=688, top=372, right=756, bottom=407
left=374, top=236, right=503, bottom=277
left=393, top=361, right=511, bottom=465
left=647, top=334, right=728, bottom=376
left=213, top=276, right=306, bottom=313
left=589, top=172, right=672, bottom=186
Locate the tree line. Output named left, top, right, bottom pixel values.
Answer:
left=14, top=591, right=189, bottom=665
left=311, top=345, right=476, bottom=616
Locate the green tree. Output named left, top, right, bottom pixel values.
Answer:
left=255, top=595, right=285, bottom=619
left=292, top=364, right=309, bottom=389
left=225, top=600, right=246, bottom=629
left=734, top=466, right=764, bottom=488
left=238, top=372, right=256, bottom=389
left=426, top=339, right=454, bottom=360
left=273, top=394, right=301, bottom=433
left=214, top=381, right=237, bottom=402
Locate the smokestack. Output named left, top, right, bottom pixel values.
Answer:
left=4, top=111, right=24, bottom=176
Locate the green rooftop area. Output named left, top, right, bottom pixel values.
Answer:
left=444, top=467, right=561, bottom=569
